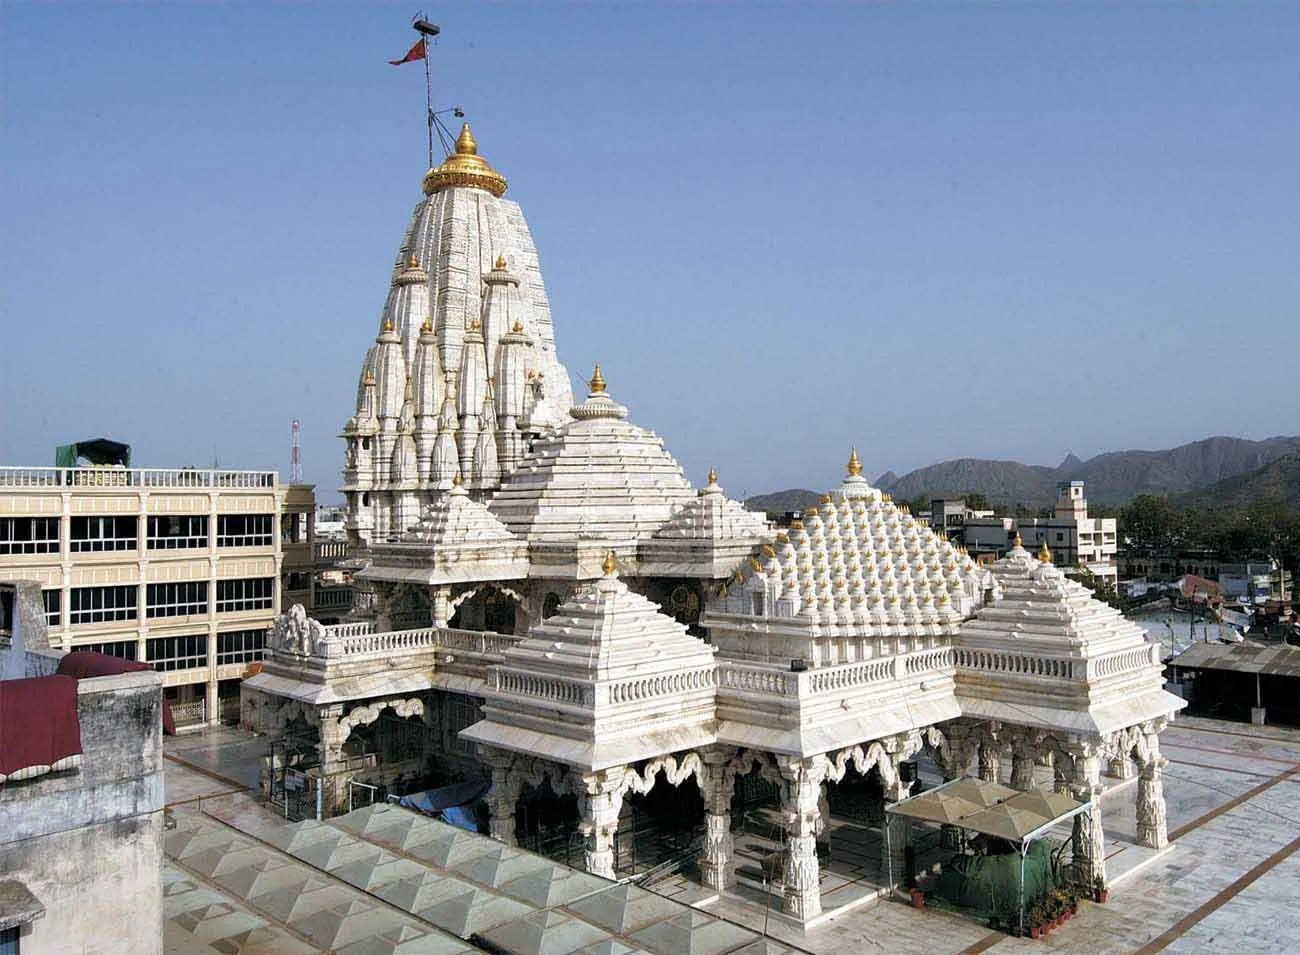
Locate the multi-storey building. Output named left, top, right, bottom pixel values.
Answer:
left=962, top=481, right=1119, bottom=585
left=0, top=464, right=286, bottom=726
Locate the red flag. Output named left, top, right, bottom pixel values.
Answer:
left=389, top=38, right=427, bottom=66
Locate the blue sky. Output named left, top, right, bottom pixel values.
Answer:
left=3, top=3, right=1298, bottom=500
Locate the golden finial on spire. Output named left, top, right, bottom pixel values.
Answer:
left=407, top=253, right=420, bottom=269
left=820, top=493, right=833, bottom=505
left=452, top=472, right=463, bottom=487
left=707, top=467, right=718, bottom=485
left=363, top=368, right=376, bottom=386
left=1013, top=531, right=1024, bottom=549
left=469, top=318, right=482, bottom=331
left=589, top=363, right=607, bottom=394
left=422, top=122, right=508, bottom=197
left=512, top=320, right=524, bottom=333
left=602, top=550, right=617, bottom=576
left=420, top=316, right=434, bottom=334
left=382, top=317, right=395, bottom=333
left=494, top=253, right=507, bottom=270
left=847, top=447, right=863, bottom=477
left=1038, top=541, right=1052, bottom=563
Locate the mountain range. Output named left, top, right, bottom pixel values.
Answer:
left=745, top=436, right=1300, bottom=513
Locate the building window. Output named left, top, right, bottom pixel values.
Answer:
left=0, top=926, right=19, bottom=954
left=147, top=634, right=207, bottom=671
left=146, top=582, right=209, bottom=619
left=0, top=516, right=60, bottom=555
left=70, top=585, right=137, bottom=624
left=217, top=514, right=273, bottom=548
left=147, top=515, right=208, bottom=550
left=42, top=589, right=61, bottom=627
left=217, top=628, right=265, bottom=665
left=443, top=695, right=481, bottom=756
left=283, top=571, right=311, bottom=592
left=77, top=640, right=137, bottom=660
left=70, top=515, right=137, bottom=553
left=216, top=577, right=274, bottom=613
left=1056, top=532, right=1064, bottom=542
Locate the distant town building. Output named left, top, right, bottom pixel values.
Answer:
left=933, top=482, right=1118, bottom=585
left=0, top=450, right=289, bottom=727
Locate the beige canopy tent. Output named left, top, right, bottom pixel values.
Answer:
left=886, top=777, right=1092, bottom=932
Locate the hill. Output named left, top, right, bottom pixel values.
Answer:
left=877, top=436, right=1300, bottom=507
left=746, top=436, right=1300, bottom=509
left=744, top=488, right=823, bottom=515
left=1172, top=454, right=1300, bottom=511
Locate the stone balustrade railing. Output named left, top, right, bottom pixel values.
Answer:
left=1087, top=643, right=1161, bottom=680
left=313, top=540, right=351, bottom=562
left=314, top=586, right=354, bottom=610
left=0, top=466, right=276, bottom=489
left=439, top=627, right=525, bottom=657
left=492, top=670, right=588, bottom=706
left=329, top=627, right=441, bottom=658
left=718, top=663, right=799, bottom=697
left=323, top=621, right=375, bottom=639
left=805, top=658, right=893, bottom=694
left=953, top=647, right=1078, bottom=680
left=605, top=666, right=716, bottom=705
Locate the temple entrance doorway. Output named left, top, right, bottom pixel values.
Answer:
left=516, top=779, right=582, bottom=869
left=616, top=771, right=704, bottom=880
left=823, top=764, right=889, bottom=884
left=728, top=764, right=785, bottom=893
left=450, top=587, right=519, bottom=634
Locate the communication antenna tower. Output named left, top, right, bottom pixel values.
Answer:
left=290, top=419, right=303, bottom=484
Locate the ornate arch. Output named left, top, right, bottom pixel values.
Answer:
left=338, top=697, right=426, bottom=744
left=616, top=751, right=705, bottom=799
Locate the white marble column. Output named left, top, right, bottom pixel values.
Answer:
left=430, top=586, right=452, bottom=628
left=317, top=704, right=347, bottom=815
left=882, top=765, right=912, bottom=891
left=1136, top=732, right=1169, bottom=850
left=978, top=743, right=1002, bottom=784
left=481, top=748, right=519, bottom=847
left=778, top=755, right=827, bottom=921
left=578, top=769, right=626, bottom=880
left=699, top=748, right=735, bottom=891
left=1069, top=750, right=1107, bottom=888
left=1010, top=742, right=1037, bottom=791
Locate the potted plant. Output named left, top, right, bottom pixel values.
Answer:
left=909, top=886, right=925, bottom=908
left=1093, top=875, right=1109, bottom=904
left=1028, top=903, right=1044, bottom=939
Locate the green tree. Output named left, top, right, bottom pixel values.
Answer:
left=1120, top=494, right=1183, bottom=552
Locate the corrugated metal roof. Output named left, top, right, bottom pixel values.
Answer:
left=1171, top=642, right=1300, bottom=678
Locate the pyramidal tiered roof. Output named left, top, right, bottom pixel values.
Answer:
left=487, top=368, right=698, bottom=546
left=462, top=554, right=717, bottom=771
left=709, top=452, right=985, bottom=635
left=359, top=477, right=529, bottom=585
left=652, top=469, right=770, bottom=542
left=954, top=542, right=1184, bottom=734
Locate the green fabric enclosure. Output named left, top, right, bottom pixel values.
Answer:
left=932, top=839, right=1058, bottom=920
left=56, top=439, right=131, bottom=468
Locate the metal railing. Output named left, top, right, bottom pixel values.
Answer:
left=0, top=466, right=277, bottom=489
left=314, top=586, right=355, bottom=611
left=313, top=540, right=351, bottom=562
left=171, top=698, right=207, bottom=727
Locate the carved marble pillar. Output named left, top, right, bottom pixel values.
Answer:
left=941, top=722, right=977, bottom=780
left=480, top=748, right=519, bottom=847
left=778, top=755, right=827, bottom=921
left=1108, top=754, right=1136, bottom=780
left=1135, top=731, right=1169, bottom=850
left=881, top=764, right=912, bottom=891
left=1010, top=739, right=1037, bottom=791
left=430, top=586, right=452, bottom=628
left=698, top=748, right=736, bottom=892
left=1068, top=750, right=1107, bottom=888
left=978, top=743, right=1002, bottom=784
left=578, top=769, right=626, bottom=881
left=317, top=704, right=347, bottom=814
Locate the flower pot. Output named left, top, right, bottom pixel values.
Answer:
left=1030, top=925, right=1041, bottom=940
left=1095, top=889, right=1109, bottom=904
left=910, top=889, right=925, bottom=908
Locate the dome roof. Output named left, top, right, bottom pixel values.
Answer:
left=714, top=452, right=983, bottom=634
left=422, top=124, right=508, bottom=198
left=487, top=369, right=697, bottom=545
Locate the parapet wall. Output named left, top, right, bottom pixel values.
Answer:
left=0, top=669, right=165, bottom=955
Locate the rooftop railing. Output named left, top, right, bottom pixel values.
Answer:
left=0, top=466, right=278, bottom=489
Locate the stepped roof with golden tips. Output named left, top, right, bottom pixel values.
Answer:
left=422, top=123, right=508, bottom=197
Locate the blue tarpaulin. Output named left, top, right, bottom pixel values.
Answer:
left=398, top=779, right=488, bottom=831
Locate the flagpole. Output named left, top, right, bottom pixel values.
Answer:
left=413, top=18, right=441, bottom=167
